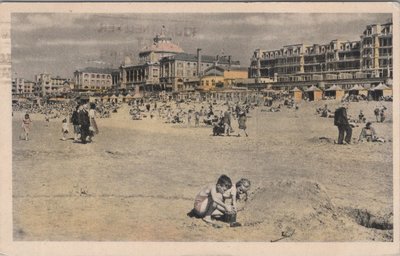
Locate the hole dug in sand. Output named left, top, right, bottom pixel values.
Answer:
left=238, top=180, right=393, bottom=241
left=344, top=208, right=393, bottom=230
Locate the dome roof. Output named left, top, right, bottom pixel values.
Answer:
left=139, top=32, right=184, bottom=55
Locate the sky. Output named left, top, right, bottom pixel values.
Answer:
left=11, top=12, right=391, bottom=81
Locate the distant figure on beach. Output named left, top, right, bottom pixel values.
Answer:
left=187, top=111, right=192, bottom=127
left=334, top=105, right=352, bottom=144
left=320, top=104, right=329, bottom=117
left=21, top=113, right=32, bottom=141
left=223, top=108, right=232, bottom=136
left=89, top=103, right=99, bottom=135
left=237, top=111, right=248, bottom=137
left=358, top=110, right=366, bottom=123
left=187, top=175, right=238, bottom=227
left=78, top=104, right=90, bottom=144
left=71, top=105, right=80, bottom=142
left=374, top=107, right=380, bottom=122
left=61, top=118, right=69, bottom=141
left=380, top=107, right=386, bottom=123
left=194, top=111, right=200, bottom=127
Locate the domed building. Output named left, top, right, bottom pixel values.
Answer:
left=120, top=28, right=184, bottom=94
left=138, top=30, right=184, bottom=64
left=119, top=27, right=242, bottom=95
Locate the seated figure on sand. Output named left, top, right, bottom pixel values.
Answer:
left=358, top=122, right=385, bottom=143
left=187, top=175, right=240, bottom=227
left=222, top=178, right=251, bottom=214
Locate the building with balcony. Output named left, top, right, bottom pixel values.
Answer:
left=73, top=67, right=115, bottom=91
left=249, top=21, right=392, bottom=88
left=360, top=22, right=393, bottom=78
left=35, top=73, right=72, bottom=96
left=12, top=78, right=38, bottom=97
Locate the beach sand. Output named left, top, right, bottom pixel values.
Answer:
left=12, top=100, right=393, bottom=241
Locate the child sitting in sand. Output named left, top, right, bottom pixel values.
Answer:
left=187, top=175, right=236, bottom=226
left=220, top=178, right=251, bottom=226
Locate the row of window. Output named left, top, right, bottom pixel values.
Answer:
left=83, top=79, right=111, bottom=85
left=83, top=73, right=112, bottom=79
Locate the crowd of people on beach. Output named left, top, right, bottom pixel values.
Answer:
left=15, top=91, right=390, bottom=147
left=127, top=98, right=252, bottom=137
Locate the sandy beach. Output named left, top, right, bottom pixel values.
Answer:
left=12, top=100, right=393, bottom=241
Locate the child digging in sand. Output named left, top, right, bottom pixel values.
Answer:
left=187, top=175, right=241, bottom=227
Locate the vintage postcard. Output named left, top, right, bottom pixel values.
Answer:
left=0, top=2, right=399, bottom=256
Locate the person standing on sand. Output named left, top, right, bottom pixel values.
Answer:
left=71, top=105, right=80, bottom=142
left=374, top=106, right=380, bottom=122
left=78, top=104, right=90, bottom=144
left=237, top=111, right=248, bottom=137
left=194, top=110, right=200, bottom=127
left=89, top=103, right=99, bottom=134
left=21, top=113, right=32, bottom=141
left=334, top=104, right=352, bottom=144
left=223, top=107, right=232, bottom=136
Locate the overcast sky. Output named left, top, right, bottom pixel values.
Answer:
left=11, top=13, right=391, bottom=80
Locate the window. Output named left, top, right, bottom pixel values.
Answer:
left=91, top=74, right=95, bottom=78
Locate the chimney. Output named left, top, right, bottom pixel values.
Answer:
left=197, top=48, right=202, bottom=77
left=228, top=55, right=231, bottom=68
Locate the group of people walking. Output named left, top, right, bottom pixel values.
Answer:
left=71, top=103, right=99, bottom=144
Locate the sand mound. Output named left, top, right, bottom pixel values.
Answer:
left=241, top=180, right=335, bottom=225
left=239, top=180, right=393, bottom=241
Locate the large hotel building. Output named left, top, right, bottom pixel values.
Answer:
left=118, top=29, right=241, bottom=94
left=249, top=21, right=393, bottom=88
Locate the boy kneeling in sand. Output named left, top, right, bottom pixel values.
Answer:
left=188, top=175, right=240, bottom=227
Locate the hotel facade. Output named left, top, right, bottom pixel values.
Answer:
left=249, top=22, right=393, bottom=88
